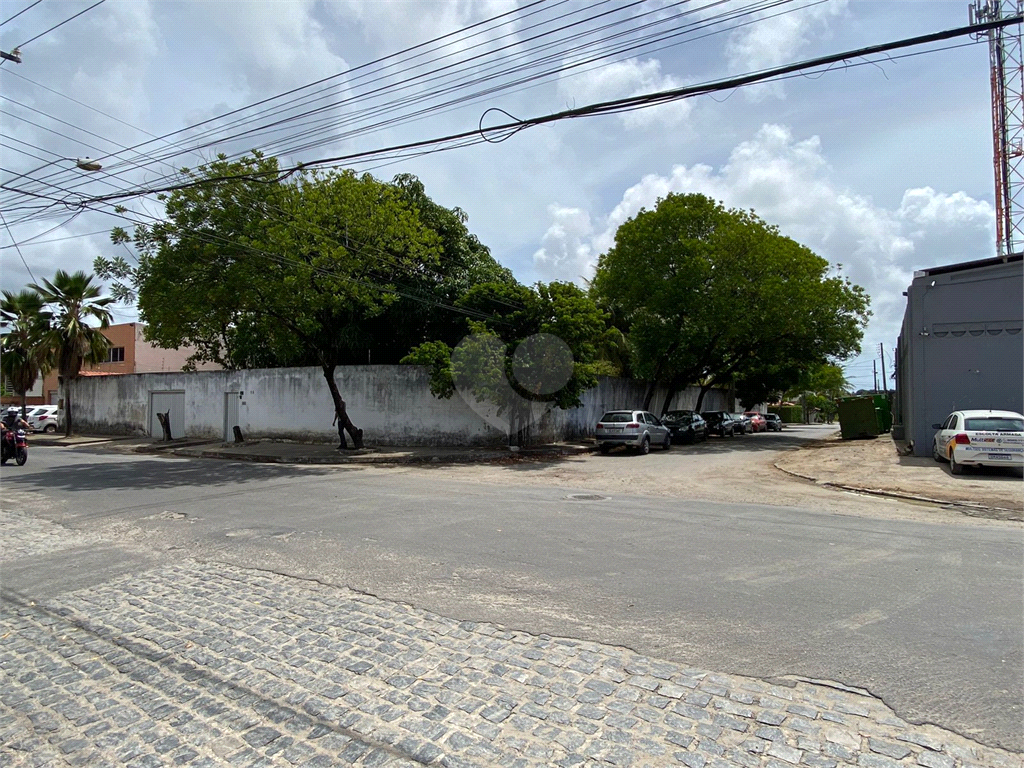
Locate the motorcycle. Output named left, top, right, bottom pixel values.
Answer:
left=1, top=428, right=28, bottom=466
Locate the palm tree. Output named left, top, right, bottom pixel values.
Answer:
left=0, top=289, right=52, bottom=418
left=31, top=271, right=114, bottom=436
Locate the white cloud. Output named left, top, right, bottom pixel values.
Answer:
left=330, top=0, right=519, bottom=51
left=726, top=0, right=848, bottom=101
left=532, top=206, right=596, bottom=284
left=898, top=187, right=993, bottom=229
left=190, top=0, right=348, bottom=95
left=533, top=124, right=995, bottom=376
left=557, top=57, right=692, bottom=129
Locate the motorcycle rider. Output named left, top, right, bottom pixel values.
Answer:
left=1, top=407, right=31, bottom=456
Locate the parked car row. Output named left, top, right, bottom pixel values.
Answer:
left=699, top=411, right=783, bottom=437
left=595, top=409, right=784, bottom=455
left=4, top=405, right=61, bottom=433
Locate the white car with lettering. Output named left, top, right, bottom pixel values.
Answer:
left=931, top=409, right=1024, bottom=477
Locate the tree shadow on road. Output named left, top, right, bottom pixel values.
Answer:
left=0, top=450, right=346, bottom=494
left=451, top=432, right=815, bottom=475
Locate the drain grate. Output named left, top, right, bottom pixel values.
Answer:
left=566, top=493, right=609, bottom=501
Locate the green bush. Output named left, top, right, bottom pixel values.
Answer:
left=768, top=405, right=803, bottom=423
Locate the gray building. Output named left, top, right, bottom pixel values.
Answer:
left=894, top=254, right=1023, bottom=457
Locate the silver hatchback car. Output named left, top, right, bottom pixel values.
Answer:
left=595, top=410, right=671, bottom=455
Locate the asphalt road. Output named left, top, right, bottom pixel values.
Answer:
left=2, top=437, right=1022, bottom=751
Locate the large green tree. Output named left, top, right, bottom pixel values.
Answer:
left=98, top=154, right=442, bottom=449
left=371, top=174, right=517, bottom=358
left=0, top=289, right=52, bottom=417
left=590, top=193, right=870, bottom=412
left=402, top=281, right=610, bottom=446
left=31, top=271, right=113, bottom=436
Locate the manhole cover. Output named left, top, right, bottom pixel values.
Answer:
left=566, top=494, right=609, bottom=501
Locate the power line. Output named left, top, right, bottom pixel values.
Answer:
left=6, top=0, right=796, bottom=206
left=43, top=15, right=1015, bottom=211
left=121, top=0, right=774, bottom=178
left=0, top=210, right=37, bottom=283
left=3, top=0, right=815, bottom=229
left=11, top=0, right=104, bottom=49
left=0, top=0, right=43, bottom=28
left=0, top=211, right=82, bottom=250
left=1, top=68, right=169, bottom=144
left=0, top=36, right=988, bottom=228
left=3, top=0, right=553, bottom=196
left=0, top=227, right=106, bottom=249
left=0, top=139, right=50, bottom=164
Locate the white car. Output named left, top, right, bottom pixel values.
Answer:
left=931, top=409, right=1024, bottom=476
left=26, top=405, right=60, bottom=433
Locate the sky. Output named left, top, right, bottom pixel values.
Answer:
left=0, top=0, right=1009, bottom=392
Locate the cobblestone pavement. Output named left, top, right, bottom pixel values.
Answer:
left=1, top=511, right=1021, bottom=768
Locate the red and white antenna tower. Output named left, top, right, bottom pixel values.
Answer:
left=970, top=1, right=1024, bottom=260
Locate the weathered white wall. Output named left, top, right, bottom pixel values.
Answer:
left=71, top=366, right=732, bottom=445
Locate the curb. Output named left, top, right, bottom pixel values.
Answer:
left=772, top=461, right=1022, bottom=518
left=32, top=435, right=147, bottom=447
left=139, top=440, right=222, bottom=453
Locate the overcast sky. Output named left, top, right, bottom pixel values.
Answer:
left=0, top=0, right=1007, bottom=391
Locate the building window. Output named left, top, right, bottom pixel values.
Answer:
left=107, top=347, right=125, bottom=363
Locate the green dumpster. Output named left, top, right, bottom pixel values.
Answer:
left=838, top=396, right=882, bottom=439
left=873, top=394, right=892, bottom=433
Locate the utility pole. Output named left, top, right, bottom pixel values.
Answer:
left=879, top=342, right=889, bottom=395
left=873, top=360, right=879, bottom=392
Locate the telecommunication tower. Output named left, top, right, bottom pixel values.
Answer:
left=970, top=1, right=1024, bottom=260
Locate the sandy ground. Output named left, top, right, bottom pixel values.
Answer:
left=774, top=432, right=1024, bottom=520
left=400, top=426, right=1023, bottom=524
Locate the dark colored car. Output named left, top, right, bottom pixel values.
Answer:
left=662, top=410, right=707, bottom=444
left=701, top=411, right=736, bottom=437
left=732, top=413, right=752, bottom=434
left=763, top=413, right=783, bottom=432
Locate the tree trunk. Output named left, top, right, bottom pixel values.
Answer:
left=19, top=392, right=27, bottom=419
left=642, top=382, right=657, bottom=411
left=515, top=405, right=530, bottom=448
left=642, top=339, right=682, bottom=411
left=61, top=376, right=73, bottom=438
left=322, top=364, right=363, bottom=449
left=694, top=383, right=713, bottom=413
left=660, top=379, right=681, bottom=415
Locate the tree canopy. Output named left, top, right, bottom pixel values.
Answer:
left=402, top=281, right=610, bottom=445
left=97, top=154, right=450, bottom=448
left=30, top=270, right=113, bottom=436
left=0, top=289, right=52, bottom=417
left=590, top=193, right=870, bottom=412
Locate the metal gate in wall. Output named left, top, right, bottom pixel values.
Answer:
left=150, top=391, right=185, bottom=438
left=224, top=391, right=240, bottom=441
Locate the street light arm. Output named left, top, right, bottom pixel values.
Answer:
left=2, top=157, right=103, bottom=185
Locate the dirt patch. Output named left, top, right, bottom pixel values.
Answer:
left=774, top=433, right=1023, bottom=521
left=391, top=426, right=1020, bottom=525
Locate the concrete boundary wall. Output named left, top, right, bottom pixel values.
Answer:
left=70, top=365, right=731, bottom=446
